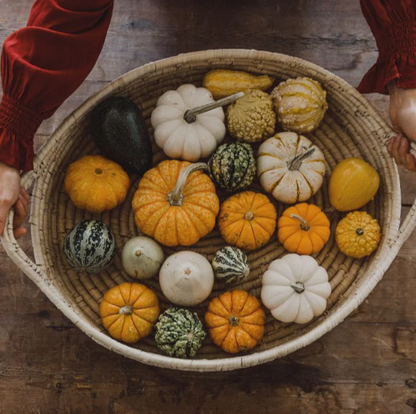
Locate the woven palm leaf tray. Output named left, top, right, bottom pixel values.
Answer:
left=3, top=49, right=416, bottom=372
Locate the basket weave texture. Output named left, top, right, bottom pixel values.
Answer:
left=3, top=49, right=416, bottom=372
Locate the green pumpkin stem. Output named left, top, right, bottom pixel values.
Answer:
left=289, top=147, right=316, bottom=171
left=229, top=316, right=240, bottom=327
left=356, top=228, right=364, bottom=236
left=167, top=162, right=208, bottom=206
left=290, top=282, right=305, bottom=294
left=183, top=92, right=244, bottom=123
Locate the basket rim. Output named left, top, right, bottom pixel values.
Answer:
left=27, top=48, right=402, bottom=371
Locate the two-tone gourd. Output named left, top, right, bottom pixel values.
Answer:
left=212, top=246, right=250, bottom=284
left=257, top=132, right=326, bottom=204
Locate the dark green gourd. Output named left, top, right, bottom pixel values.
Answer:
left=208, top=141, right=256, bottom=192
left=90, top=96, right=153, bottom=175
left=155, top=307, right=206, bottom=358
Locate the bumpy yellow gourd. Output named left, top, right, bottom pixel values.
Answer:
left=203, top=69, right=275, bottom=99
left=329, top=158, right=380, bottom=212
left=335, top=211, right=381, bottom=258
left=271, top=77, right=328, bottom=133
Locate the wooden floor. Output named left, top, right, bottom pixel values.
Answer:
left=1, top=1, right=416, bottom=413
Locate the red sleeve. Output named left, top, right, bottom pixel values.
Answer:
left=0, top=0, right=114, bottom=171
left=358, top=0, right=416, bottom=95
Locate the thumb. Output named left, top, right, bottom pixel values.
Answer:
left=0, top=200, right=13, bottom=237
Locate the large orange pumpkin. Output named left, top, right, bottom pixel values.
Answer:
left=132, top=161, right=220, bottom=247
left=278, top=203, right=330, bottom=255
left=205, top=290, right=265, bottom=354
left=100, top=282, right=160, bottom=344
left=218, top=191, right=277, bottom=251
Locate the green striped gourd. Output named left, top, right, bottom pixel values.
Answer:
left=208, top=141, right=256, bottom=192
left=64, top=219, right=116, bottom=274
left=212, top=246, right=250, bottom=284
left=271, top=77, right=328, bottom=133
left=155, top=307, right=206, bottom=358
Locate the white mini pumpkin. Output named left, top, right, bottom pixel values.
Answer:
left=121, top=236, right=164, bottom=279
left=261, top=254, right=331, bottom=324
left=151, top=84, right=228, bottom=162
left=257, top=132, right=326, bottom=204
left=159, top=251, right=214, bottom=306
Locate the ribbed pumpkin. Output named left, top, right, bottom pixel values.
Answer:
left=100, top=282, right=160, bottom=344
left=64, top=155, right=130, bottom=213
left=257, top=132, right=326, bottom=204
left=218, top=191, right=277, bottom=251
left=329, top=158, right=380, bottom=212
left=155, top=307, right=206, bottom=358
left=278, top=203, right=331, bottom=255
left=132, top=161, right=219, bottom=247
left=335, top=211, right=381, bottom=258
left=212, top=246, right=250, bottom=284
left=205, top=290, right=265, bottom=354
left=208, top=141, right=256, bottom=192
left=271, top=77, right=328, bottom=133
left=63, top=219, right=116, bottom=274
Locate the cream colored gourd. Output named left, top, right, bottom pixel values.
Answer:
left=151, top=84, right=241, bottom=161
left=261, top=254, right=331, bottom=324
left=271, top=77, right=328, bottom=133
left=159, top=251, right=214, bottom=306
left=121, top=236, right=164, bottom=279
left=257, top=132, right=326, bottom=204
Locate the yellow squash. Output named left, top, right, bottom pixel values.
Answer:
left=329, top=158, right=380, bottom=212
left=203, top=69, right=275, bottom=99
left=335, top=211, right=381, bottom=258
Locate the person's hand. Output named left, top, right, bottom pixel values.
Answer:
left=0, top=162, right=30, bottom=239
left=387, top=83, right=416, bottom=171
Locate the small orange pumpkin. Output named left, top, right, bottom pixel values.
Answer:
left=278, top=203, right=330, bottom=255
left=218, top=191, right=277, bottom=251
left=132, top=160, right=219, bottom=247
left=205, top=290, right=265, bottom=354
left=64, top=155, right=130, bottom=213
left=100, top=282, right=160, bottom=344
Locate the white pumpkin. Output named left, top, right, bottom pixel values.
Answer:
left=271, top=77, right=328, bottom=133
left=121, top=236, right=164, bottom=279
left=261, top=254, right=331, bottom=324
left=151, top=84, right=227, bottom=162
left=257, top=132, right=326, bottom=204
left=159, top=251, right=214, bottom=306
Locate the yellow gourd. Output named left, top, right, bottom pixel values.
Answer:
left=335, top=211, right=381, bottom=258
left=203, top=69, right=275, bottom=99
left=64, top=155, right=130, bottom=213
left=329, top=158, right=380, bottom=212
left=271, top=77, right=328, bottom=133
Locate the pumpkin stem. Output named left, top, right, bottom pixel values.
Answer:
left=229, top=316, right=240, bottom=327
left=183, top=92, right=244, bottom=123
left=135, top=250, right=142, bottom=257
left=167, top=162, right=208, bottom=206
left=356, top=228, right=364, bottom=236
left=119, top=305, right=134, bottom=315
left=95, top=168, right=103, bottom=175
left=288, top=147, right=316, bottom=171
left=290, top=282, right=305, bottom=294
left=290, top=214, right=310, bottom=231
left=244, top=211, right=255, bottom=221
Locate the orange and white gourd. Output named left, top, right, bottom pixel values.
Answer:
left=257, top=132, right=326, bottom=204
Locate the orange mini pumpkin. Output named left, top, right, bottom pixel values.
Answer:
left=205, top=290, right=265, bottom=354
left=100, top=282, right=160, bottom=344
left=278, top=203, right=330, bottom=255
left=64, top=155, right=130, bottom=213
left=218, top=191, right=277, bottom=251
left=132, top=161, right=219, bottom=247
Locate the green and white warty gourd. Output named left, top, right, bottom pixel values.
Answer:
left=155, top=307, right=206, bottom=358
left=63, top=219, right=116, bottom=274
